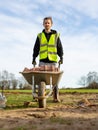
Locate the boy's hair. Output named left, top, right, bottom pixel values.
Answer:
left=43, top=17, right=53, bottom=24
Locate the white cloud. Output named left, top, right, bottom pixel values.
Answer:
left=0, top=0, right=98, bottom=88
left=60, top=32, right=98, bottom=87
left=61, top=0, right=98, bottom=19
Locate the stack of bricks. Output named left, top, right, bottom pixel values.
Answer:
left=23, top=65, right=60, bottom=72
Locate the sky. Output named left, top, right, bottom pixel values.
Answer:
left=0, top=0, right=98, bottom=88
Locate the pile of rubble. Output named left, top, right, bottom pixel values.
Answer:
left=0, top=93, right=7, bottom=108
left=23, top=65, right=60, bottom=73
left=77, top=98, right=98, bottom=108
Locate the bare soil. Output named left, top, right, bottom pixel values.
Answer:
left=0, top=93, right=98, bottom=130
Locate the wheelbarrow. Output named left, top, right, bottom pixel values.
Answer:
left=20, top=65, right=63, bottom=108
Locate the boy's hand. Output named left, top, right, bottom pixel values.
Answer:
left=59, top=58, right=63, bottom=64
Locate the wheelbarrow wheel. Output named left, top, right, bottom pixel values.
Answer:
left=38, top=81, right=46, bottom=108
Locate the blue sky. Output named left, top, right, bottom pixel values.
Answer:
left=0, top=0, right=98, bottom=88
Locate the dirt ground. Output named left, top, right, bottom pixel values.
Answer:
left=0, top=93, right=98, bottom=130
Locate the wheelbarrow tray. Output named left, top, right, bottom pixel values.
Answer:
left=20, top=71, right=63, bottom=85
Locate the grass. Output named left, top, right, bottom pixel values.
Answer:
left=60, top=88, right=98, bottom=93
left=1, top=88, right=98, bottom=94
left=0, top=89, right=32, bottom=93
left=6, top=94, right=31, bottom=105
left=4, top=93, right=38, bottom=109
left=13, top=125, right=37, bottom=130
left=1, top=88, right=98, bottom=109
left=50, top=117, right=73, bottom=125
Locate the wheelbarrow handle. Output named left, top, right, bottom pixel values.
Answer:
left=33, top=64, right=35, bottom=68
left=33, top=61, right=36, bottom=68
left=58, top=62, right=61, bottom=68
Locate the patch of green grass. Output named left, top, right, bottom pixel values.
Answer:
left=50, top=117, right=72, bottom=125
left=13, top=125, right=37, bottom=130
left=14, top=127, right=27, bottom=130
left=5, top=93, right=37, bottom=109
left=14, top=125, right=37, bottom=130
left=0, top=89, right=32, bottom=93
left=50, top=117, right=65, bottom=124
left=60, top=88, right=98, bottom=93
left=1, top=88, right=98, bottom=110
left=1, top=88, right=98, bottom=94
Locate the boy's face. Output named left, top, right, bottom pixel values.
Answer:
left=43, top=19, right=52, bottom=30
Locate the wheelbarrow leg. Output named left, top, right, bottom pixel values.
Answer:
left=53, top=85, right=60, bottom=102
left=32, top=75, right=37, bottom=101
left=49, top=76, right=60, bottom=102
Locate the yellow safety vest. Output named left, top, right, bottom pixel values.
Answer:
left=38, top=32, right=59, bottom=62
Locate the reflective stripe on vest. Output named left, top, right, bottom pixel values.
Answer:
left=38, top=32, right=59, bottom=62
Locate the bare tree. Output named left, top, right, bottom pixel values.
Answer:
left=78, top=71, right=98, bottom=88
left=1, top=70, right=9, bottom=89
left=87, top=71, right=98, bottom=86
left=78, top=76, right=87, bottom=87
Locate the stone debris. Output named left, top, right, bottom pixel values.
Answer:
left=77, top=98, right=91, bottom=106
left=0, top=93, right=7, bottom=108
left=27, top=113, right=46, bottom=118
left=77, top=98, right=98, bottom=108
left=23, top=65, right=60, bottom=72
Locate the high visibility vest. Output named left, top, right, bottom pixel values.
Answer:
left=38, top=32, right=59, bottom=62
